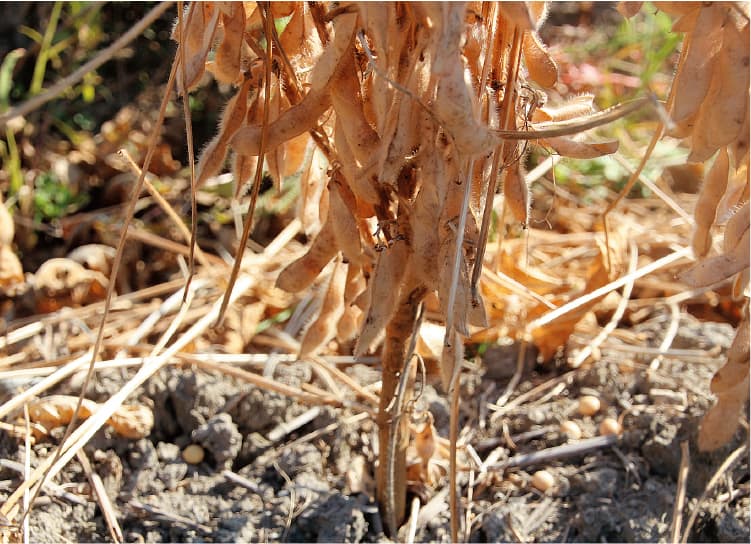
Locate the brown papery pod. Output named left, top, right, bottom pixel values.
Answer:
left=692, top=21, right=750, bottom=161
left=532, top=94, right=595, bottom=123
left=299, top=257, right=348, bottom=358
left=692, top=147, right=729, bottom=258
left=276, top=197, right=338, bottom=293
left=196, top=77, right=254, bottom=187
left=541, top=136, right=619, bottom=159
left=329, top=179, right=365, bottom=268
left=354, top=240, right=410, bottom=357
left=724, top=201, right=750, bottom=254
left=698, top=313, right=750, bottom=451
left=680, top=225, right=749, bottom=287
left=211, top=3, right=246, bottom=85
left=670, top=3, right=727, bottom=125
left=173, top=3, right=220, bottom=94
left=503, top=159, right=530, bottom=225
left=498, top=2, right=535, bottom=30
left=522, top=31, right=558, bottom=88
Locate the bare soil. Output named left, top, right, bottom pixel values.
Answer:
left=2, top=309, right=747, bottom=543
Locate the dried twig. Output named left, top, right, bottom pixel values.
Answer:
left=681, top=445, right=747, bottom=542
left=670, top=441, right=690, bottom=543
left=76, top=449, right=123, bottom=543
left=570, top=240, right=638, bottom=367
left=527, top=246, right=692, bottom=331
left=486, top=435, right=619, bottom=471
left=0, top=274, right=257, bottom=520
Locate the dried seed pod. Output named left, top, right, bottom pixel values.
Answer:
left=231, top=87, right=332, bottom=158
left=299, top=257, right=348, bottom=357
left=499, top=2, right=535, bottom=30
left=276, top=204, right=338, bottom=293
left=330, top=51, right=381, bottom=168
left=730, top=104, right=750, bottom=168
left=196, top=77, right=253, bottom=187
left=426, top=3, right=496, bottom=156
left=211, top=3, right=246, bottom=85
left=690, top=21, right=751, bottom=162
left=522, top=31, right=558, bottom=88
left=336, top=303, right=363, bottom=343
left=173, top=3, right=221, bottom=94
left=354, top=241, right=410, bottom=357
left=698, top=375, right=749, bottom=451
left=542, top=137, right=619, bottom=159
left=670, top=3, right=726, bottom=124
left=532, top=94, right=595, bottom=123
left=680, top=225, right=749, bottom=287
left=692, top=147, right=729, bottom=257
left=27, top=395, right=153, bottom=439
left=503, top=160, right=530, bottom=225
left=329, top=177, right=364, bottom=267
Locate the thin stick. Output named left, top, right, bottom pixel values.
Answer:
left=17, top=34, right=182, bottom=526
left=308, top=355, right=380, bottom=406
left=0, top=2, right=174, bottom=128
left=222, top=469, right=262, bottom=494
left=486, top=434, right=619, bottom=470
left=217, top=1, right=274, bottom=325
left=681, top=445, right=747, bottom=543
left=648, top=300, right=681, bottom=371
left=670, top=441, right=690, bottom=543
left=76, top=449, right=123, bottom=543
left=490, top=369, right=579, bottom=415
left=0, top=459, right=86, bottom=506
left=570, top=240, right=638, bottom=368
left=22, top=404, right=30, bottom=544
left=384, top=342, right=421, bottom=535
left=527, top=246, right=692, bottom=331
left=118, top=149, right=213, bottom=269
left=406, top=496, right=420, bottom=544
left=177, top=1, right=199, bottom=299
left=266, top=407, right=321, bottom=443
left=495, top=337, right=529, bottom=408
left=612, top=154, right=693, bottom=225
left=472, top=25, right=523, bottom=299
left=601, top=35, right=685, bottom=271
left=128, top=500, right=211, bottom=533
left=496, top=96, right=653, bottom=142
left=190, top=358, right=344, bottom=408
left=0, top=274, right=257, bottom=521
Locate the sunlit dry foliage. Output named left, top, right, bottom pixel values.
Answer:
left=170, top=0, right=749, bottom=530
left=635, top=2, right=751, bottom=451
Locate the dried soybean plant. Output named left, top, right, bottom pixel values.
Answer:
left=651, top=2, right=749, bottom=452
left=172, top=1, right=650, bottom=536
